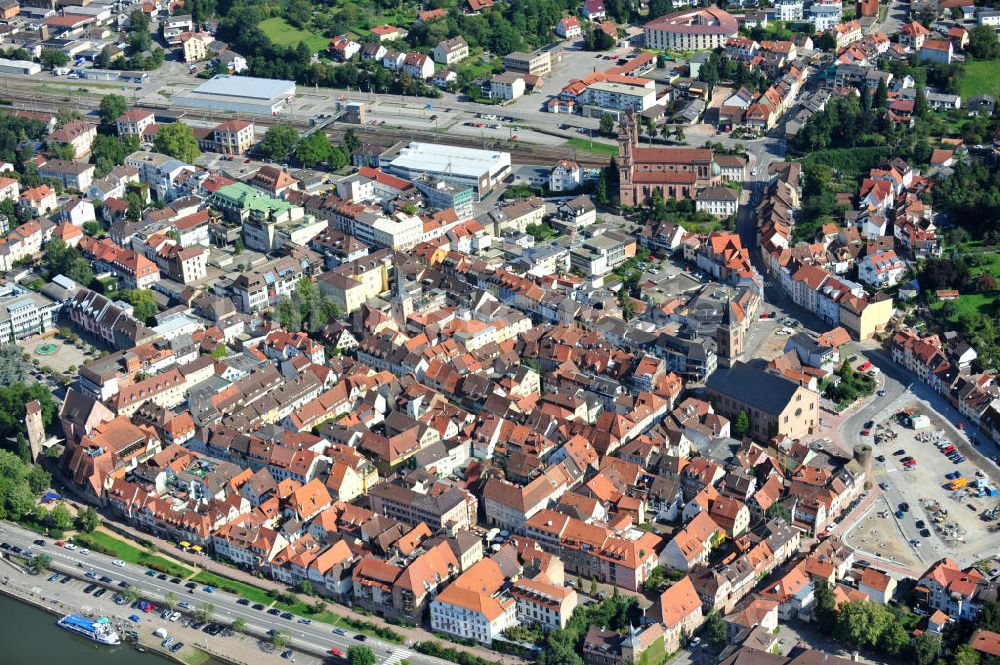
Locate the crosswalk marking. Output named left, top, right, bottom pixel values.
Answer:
left=384, top=648, right=415, bottom=665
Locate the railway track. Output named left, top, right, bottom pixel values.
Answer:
left=0, top=83, right=612, bottom=167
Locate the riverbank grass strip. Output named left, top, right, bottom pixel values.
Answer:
left=71, top=531, right=191, bottom=577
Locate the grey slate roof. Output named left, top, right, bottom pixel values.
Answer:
left=706, top=363, right=802, bottom=416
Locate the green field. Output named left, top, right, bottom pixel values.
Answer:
left=933, top=292, right=999, bottom=318
left=930, top=249, right=1000, bottom=320
left=960, top=60, right=1000, bottom=100
left=72, top=531, right=192, bottom=577
left=565, top=137, right=618, bottom=156
left=258, top=17, right=329, bottom=52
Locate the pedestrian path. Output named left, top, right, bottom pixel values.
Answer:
left=384, top=647, right=416, bottom=665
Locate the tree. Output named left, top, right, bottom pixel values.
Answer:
left=911, top=631, right=940, bottom=665
left=648, top=0, right=673, bottom=19
left=48, top=504, right=73, bottom=531
left=296, top=579, right=314, bottom=596
left=816, top=32, right=837, bottom=52
left=812, top=579, right=837, bottom=631
left=834, top=601, right=887, bottom=648
left=123, top=290, right=158, bottom=325
left=276, top=296, right=302, bottom=332
left=40, top=49, right=69, bottom=70
left=978, top=600, right=1000, bottom=633
left=163, top=591, right=178, bottom=610
left=234, top=237, right=244, bottom=255
left=954, top=645, right=982, bottom=665
left=598, top=113, right=614, bottom=138
left=590, top=577, right=599, bottom=596
left=674, top=125, right=685, bottom=142
left=271, top=630, right=291, bottom=650
left=232, top=617, right=247, bottom=633
left=874, top=77, right=888, bottom=110
left=92, top=134, right=139, bottom=178
left=703, top=611, right=727, bottom=648
left=348, top=645, right=376, bottom=665
left=98, top=95, right=128, bottom=128
left=969, top=24, right=1000, bottom=60
left=914, top=86, right=929, bottom=119
left=732, top=410, right=750, bottom=438
left=153, top=123, right=200, bottom=163
left=27, top=552, right=51, bottom=574
left=342, top=128, right=360, bottom=155
left=877, top=620, right=909, bottom=656
left=52, top=143, right=77, bottom=162
left=294, top=131, right=332, bottom=168
left=0, top=383, right=56, bottom=459
left=123, top=585, right=142, bottom=603
left=977, top=273, right=997, bottom=292
left=194, top=602, right=215, bottom=623
left=260, top=124, right=300, bottom=161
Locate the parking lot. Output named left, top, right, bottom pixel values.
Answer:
left=848, top=402, right=1000, bottom=566
left=0, top=551, right=324, bottom=665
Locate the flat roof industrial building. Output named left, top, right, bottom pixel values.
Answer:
left=0, top=59, right=41, bottom=76
left=382, top=142, right=511, bottom=198
left=171, top=75, right=296, bottom=115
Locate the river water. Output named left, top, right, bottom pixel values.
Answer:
left=0, top=593, right=225, bottom=665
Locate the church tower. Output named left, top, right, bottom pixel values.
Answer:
left=618, top=110, right=638, bottom=206
left=25, top=399, right=44, bottom=463
left=715, top=298, right=746, bottom=368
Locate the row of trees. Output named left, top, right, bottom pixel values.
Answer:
left=260, top=125, right=360, bottom=171
left=813, top=580, right=937, bottom=661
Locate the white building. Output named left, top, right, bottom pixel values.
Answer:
left=858, top=250, right=906, bottom=288
left=340, top=210, right=424, bottom=251
left=385, top=143, right=511, bottom=198
left=490, top=72, right=525, bottom=101
left=402, top=53, right=435, bottom=79
left=644, top=6, right=739, bottom=51
left=696, top=186, right=739, bottom=218
left=810, top=1, right=843, bottom=31
left=550, top=160, right=583, bottom=192
left=774, top=0, right=804, bottom=21
left=585, top=79, right=656, bottom=114
left=430, top=562, right=518, bottom=646
left=433, top=36, right=469, bottom=65
left=0, top=282, right=59, bottom=343
left=171, top=75, right=296, bottom=115
left=556, top=16, right=582, bottom=39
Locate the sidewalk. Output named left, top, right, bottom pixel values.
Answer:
left=104, top=517, right=527, bottom=665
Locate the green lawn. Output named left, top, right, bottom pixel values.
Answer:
left=961, top=60, right=1000, bottom=100
left=931, top=292, right=999, bottom=319
left=192, top=571, right=274, bottom=606
left=258, top=17, right=329, bottom=52
left=72, top=531, right=192, bottom=577
left=564, top=137, right=618, bottom=156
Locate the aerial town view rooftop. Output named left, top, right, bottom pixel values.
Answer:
left=0, top=0, right=1000, bottom=665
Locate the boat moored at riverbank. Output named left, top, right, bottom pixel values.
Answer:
left=57, top=614, right=121, bottom=645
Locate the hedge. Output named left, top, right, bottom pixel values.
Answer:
left=415, top=640, right=504, bottom=665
